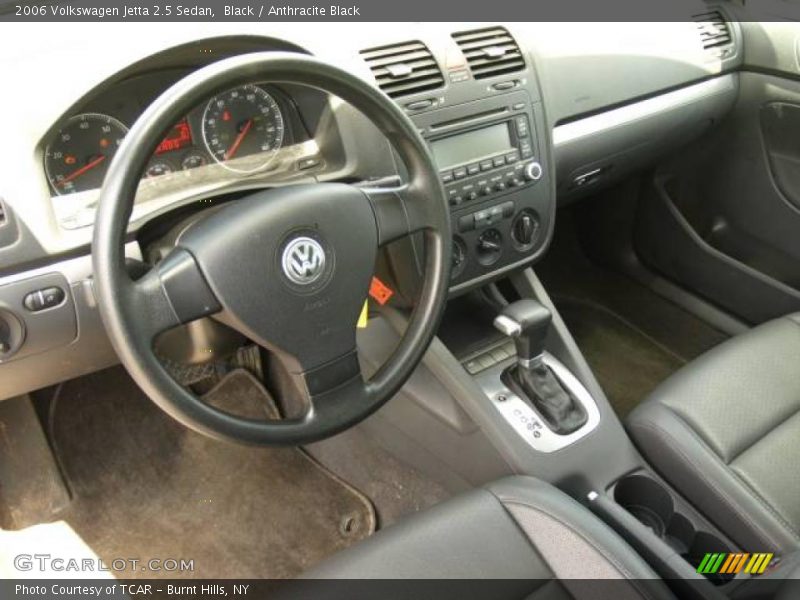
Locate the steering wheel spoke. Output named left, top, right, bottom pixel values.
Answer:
left=132, top=249, right=221, bottom=342
left=362, top=183, right=432, bottom=245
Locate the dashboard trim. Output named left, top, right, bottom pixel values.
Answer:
left=552, top=74, right=737, bottom=147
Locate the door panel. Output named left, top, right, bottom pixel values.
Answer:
left=635, top=23, right=800, bottom=325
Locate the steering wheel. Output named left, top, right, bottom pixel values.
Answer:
left=92, top=52, right=450, bottom=446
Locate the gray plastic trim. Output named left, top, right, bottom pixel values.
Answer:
left=473, top=351, right=600, bottom=453
left=0, top=243, right=141, bottom=289
left=553, top=75, right=736, bottom=147
left=0, top=243, right=141, bottom=401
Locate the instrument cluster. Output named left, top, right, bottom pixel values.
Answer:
left=45, top=84, right=286, bottom=196
left=40, top=69, right=321, bottom=229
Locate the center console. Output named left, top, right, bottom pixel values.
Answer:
left=358, top=268, right=750, bottom=596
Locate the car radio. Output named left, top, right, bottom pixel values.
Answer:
left=430, top=108, right=542, bottom=209
left=409, top=89, right=553, bottom=291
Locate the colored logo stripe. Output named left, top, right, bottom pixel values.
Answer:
left=745, top=553, right=773, bottom=574
left=697, top=552, right=773, bottom=575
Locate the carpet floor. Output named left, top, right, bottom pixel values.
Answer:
left=51, top=367, right=375, bottom=579
left=537, top=213, right=728, bottom=417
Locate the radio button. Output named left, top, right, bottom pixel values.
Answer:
left=453, top=167, right=467, bottom=180
left=493, top=81, right=516, bottom=91
left=441, top=171, right=454, bottom=184
left=515, top=116, right=529, bottom=137
left=505, top=151, right=520, bottom=164
left=458, top=214, right=475, bottom=232
left=479, top=160, right=493, bottom=171
left=474, top=209, right=491, bottom=227
left=512, top=102, right=526, bottom=111
left=467, top=164, right=480, bottom=176
left=520, top=140, right=533, bottom=158
left=481, top=186, right=492, bottom=196
left=450, top=195, right=463, bottom=207
left=492, top=156, right=505, bottom=168
left=524, top=161, right=543, bottom=182
left=495, top=182, right=507, bottom=192
left=406, top=99, right=434, bottom=111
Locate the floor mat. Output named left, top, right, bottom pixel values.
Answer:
left=557, top=299, right=684, bottom=417
left=537, top=210, right=728, bottom=416
left=51, top=367, right=375, bottom=579
left=307, top=427, right=451, bottom=528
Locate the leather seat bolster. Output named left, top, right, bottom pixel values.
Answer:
left=301, top=476, right=673, bottom=600
left=627, top=313, right=800, bottom=555
left=486, top=477, right=664, bottom=582
left=302, top=483, right=553, bottom=581
left=628, top=396, right=800, bottom=554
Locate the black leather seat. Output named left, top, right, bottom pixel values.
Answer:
left=628, top=314, right=800, bottom=555
left=299, top=476, right=673, bottom=599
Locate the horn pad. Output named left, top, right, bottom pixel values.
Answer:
left=176, top=183, right=378, bottom=373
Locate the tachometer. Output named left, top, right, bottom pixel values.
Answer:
left=44, top=113, right=128, bottom=195
left=201, top=85, right=284, bottom=173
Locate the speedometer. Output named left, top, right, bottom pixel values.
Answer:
left=201, top=85, right=285, bottom=173
left=44, top=113, right=128, bottom=195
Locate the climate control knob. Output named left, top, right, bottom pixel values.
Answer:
left=476, top=229, right=503, bottom=266
left=524, top=161, right=543, bottom=182
left=511, top=210, right=541, bottom=249
left=451, top=237, right=467, bottom=278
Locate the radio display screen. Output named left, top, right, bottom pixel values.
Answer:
left=431, top=123, right=512, bottom=170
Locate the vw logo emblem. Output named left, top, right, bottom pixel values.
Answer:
left=281, top=236, right=326, bottom=285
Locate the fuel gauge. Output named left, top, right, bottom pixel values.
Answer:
left=181, top=154, right=207, bottom=170
left=145, top=161, right=173, bottom=178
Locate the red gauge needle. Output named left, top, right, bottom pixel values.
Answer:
left=224, top=119, right=253, bottom=161
left=58, top=155, right=106, bottom=187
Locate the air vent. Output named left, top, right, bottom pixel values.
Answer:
left=361, top=41, right=444, bottom=98
left=693, top=11, right=732, bottom=51
left=0, top=200, right=6, bottom=227
left=452, top=27, right=525, bottom=80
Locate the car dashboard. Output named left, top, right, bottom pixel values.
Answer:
left=0, top=13, right=744, bottom=401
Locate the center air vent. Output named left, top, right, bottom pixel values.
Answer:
left=361, top=41, right=444, bottom=98
left=693, top=11, right=733, bottom=51
left=452, top=27, right=525, bottom=80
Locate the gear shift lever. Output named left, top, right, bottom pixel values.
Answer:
left=493, top=299, right=551, bottom=368
left=494, top=299, right=587, bottom=435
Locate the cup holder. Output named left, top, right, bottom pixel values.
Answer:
left=614, top=475, right=735, bottom=585
left=615, top=475, right=674, bottom=538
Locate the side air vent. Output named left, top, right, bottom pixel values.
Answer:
left=361, top=41, right=444, bottom=98
left=693, top=11, right=733, bottom=51
left=0, top=199, right=6, bottom=227
left=452, top=26, right=525, bottom=80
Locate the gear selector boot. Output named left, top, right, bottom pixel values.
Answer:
left=494, top=300, right=588, bottom=434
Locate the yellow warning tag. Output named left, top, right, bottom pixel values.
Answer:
left=357, top=300, right=369, bottom=328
